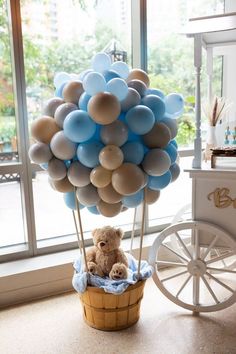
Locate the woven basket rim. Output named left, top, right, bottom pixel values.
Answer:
left=84, top=279, right=146, bottom=294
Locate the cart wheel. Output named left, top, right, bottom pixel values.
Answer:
left=149, top=221, right=236, bottom=312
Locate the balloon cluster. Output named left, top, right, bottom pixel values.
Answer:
left=28, top=52, right=183, bottom=217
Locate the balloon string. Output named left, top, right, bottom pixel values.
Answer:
left=130, top=207, right=137, bottom=255
left=72, top=209, right=82, bottom=255
left=75, top=188, right=88, bottom=273
left=137, top=190, right=146, bottom=278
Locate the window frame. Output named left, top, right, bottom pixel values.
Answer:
left=0, top=0, right=206, bottom=262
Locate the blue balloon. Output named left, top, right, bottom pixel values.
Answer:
left=92, top=52, right=111, bottom=72
left=170, top=139, right=178, bottom=149
left=111, top=61, right=130, bottom=79
left=103, top=70, right=120, bottom=82
left=164, top=143, right=178, bottom=164
left=64, top=110, right=96, bottom=143
left=122, top=189, right=144, bottom=208
left=78, top=69, right=93, bottom=81
left=55, top=82, right=66, bottom=98
left=121, top=141, right=144, bottom=164
left=77, top=141, right=104, bottom=168
left=117, top=112, right=126, bottom=122
left=145, top=88, right=165, bottom=100
left=165, top=93, right=184, bottom=118
left=107, top=78, right=128, bottom=101
left=63, top=191, right=85, bottom=210
left=148, top=171, right=172, bottom=190
left=141, top=94, right=165, bottom=121
left=87, top=205, right=100, bottom=215
left=79, top=92, right=91, bottom=111
left=83, top=72, right=106, bottom=96
left=127, top=129, right=141, bottom=142
left=64, top=159, right=72, bottom=168
left=125, top=105, right=155, bottom=135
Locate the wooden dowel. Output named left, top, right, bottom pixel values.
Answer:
left=72, top=210, right=82, bottom=254
left=75, top=189, right=88, bottom=272
left=130, top=207, right=137, bottom=255
left=137, top=193, right=146, bottom=278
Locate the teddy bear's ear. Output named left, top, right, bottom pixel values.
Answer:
left=116, top=228, right=124, bottom=239
left=92, top=229, right=98, bottom=238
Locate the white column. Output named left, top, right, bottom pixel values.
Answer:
left=192, top=34, right=202, bottom=169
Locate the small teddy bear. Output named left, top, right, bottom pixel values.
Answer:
left=86, top=226, right=128, bottom=280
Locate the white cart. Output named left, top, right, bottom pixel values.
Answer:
left=149, top=13, right=236, bottom=312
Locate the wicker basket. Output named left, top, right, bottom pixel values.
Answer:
left=79, top=280, right=146, bottom=331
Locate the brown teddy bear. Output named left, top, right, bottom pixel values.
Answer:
left=86, top=226, right=128, bottom=280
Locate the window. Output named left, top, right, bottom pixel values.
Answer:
left=0, top=0, right=27, bottom=257
left=0, top=0, right=225, bottom=261
left=146, top=0, right=224, bottom=230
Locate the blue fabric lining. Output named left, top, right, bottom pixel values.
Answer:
left=72, top=253, right=153, bottom=295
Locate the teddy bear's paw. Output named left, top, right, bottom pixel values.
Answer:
left=87, top=262, right=97, bottom=275
left=87, top=262, right=104, bottom=277
left=109, top=263, right=128, bottom=280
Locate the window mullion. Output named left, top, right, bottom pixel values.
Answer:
left=131, top=0, right=147, bottom=71
left=7, top=0, right=37, bottom=256
left=131, top=0, right=148, bottom=233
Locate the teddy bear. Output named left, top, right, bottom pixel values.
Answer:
left=86, top=226, right=128, bottom=280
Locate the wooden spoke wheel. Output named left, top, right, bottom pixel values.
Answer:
left=149, top=221, right=236, bottom=312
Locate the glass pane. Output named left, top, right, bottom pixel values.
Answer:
left=33, top=171, right=134, bottom=247
left=21, top=0, right=131, bottom=129
left=21, top=0, right=132, bottom=245
left=0, top=0, right=19, bottom=162
left=0, top=178, right=26, bottom=253
left=148, top=156, right=192, bottom=228
left=147, top=0, right=224, bottom=148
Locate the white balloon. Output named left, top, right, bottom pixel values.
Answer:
left=92, top=52, right=111, bottom=72
left=53, top=72, right=71, bottom=89
left=111, top=61, right=130, bottom=79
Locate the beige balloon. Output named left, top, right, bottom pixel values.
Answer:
left=98, top=183, right=122, bottom=204
left=142, top=149, right=171, bottom=176
left=68, top=161, right=91, bottom=187
left=50, top=176, right=74, bottom=193
left=142, top=122, right=171, bottom=149
left=43, top=97, right=64, bottom=117
left=76, top=184, right=100, bottom=207
left=54, top=102, right=78, bottom=128
left=62, top=81, right=84, bottom=104
left=100, top=120, right=128, bottom=146
left=142, top=173, right=149, bottom=188
left=127, top=68, right=150, bottom=87
left=144, top=188, right=161, bottom=205
left=127, top=79, right=147, bottom=97
left=112, top=163, right=144, bottom=196
left=50, top=131, right=77, bottom=160
left=90, top=166, right=112, bottom=188
left=88, top=92, right=120, bottom=125
left=99, top=145, right=124, bottom=170
left=28, top=142, right=53, bottom=164
left=97, top=200, right=122, bottom=217
left=48, top=158, right=67, bottom=180
left=162, top=118, right=178, bottom=139
left=121, top=206, right=128, bottom=212
left=31, top=116, right=61, bottom=144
